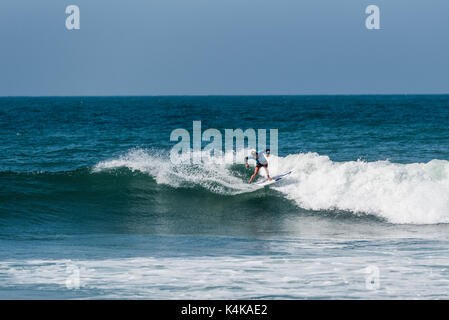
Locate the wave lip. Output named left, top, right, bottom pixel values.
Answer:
left=93, top=148, right=253, bottom=195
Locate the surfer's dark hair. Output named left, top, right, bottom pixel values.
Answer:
left=266, top=149, right=270, bottom=153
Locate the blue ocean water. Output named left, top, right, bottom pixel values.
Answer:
left=2, top=95, right=449, bottom=299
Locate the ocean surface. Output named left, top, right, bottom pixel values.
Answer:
left=2, top=95, right=449, bottom=299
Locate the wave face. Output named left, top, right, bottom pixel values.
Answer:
left=91, top=148, right=449, bottom=225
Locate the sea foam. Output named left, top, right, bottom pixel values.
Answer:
left=272, top=153, right=449, bottom=224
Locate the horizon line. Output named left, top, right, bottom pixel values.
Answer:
left=1, top=93, right=449, bottom=98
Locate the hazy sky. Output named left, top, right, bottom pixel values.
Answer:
left=0, top=0, right=448, bottom=96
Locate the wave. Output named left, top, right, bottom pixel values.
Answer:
left=3, top=148, right=449, bottom=225
left=91, top=148, right=449, bottom=225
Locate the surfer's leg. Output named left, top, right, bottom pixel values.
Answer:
left=264, top=165, right=272, bottom=181
left=249, top=166, right=260, bottom=184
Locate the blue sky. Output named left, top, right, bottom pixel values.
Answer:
left=0, top=0, right=448, bottom=96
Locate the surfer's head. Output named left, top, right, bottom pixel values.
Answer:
left=266, top=149, right=270, bottom=157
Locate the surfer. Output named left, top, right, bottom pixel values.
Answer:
left=245, top=149, right=272, bottom=184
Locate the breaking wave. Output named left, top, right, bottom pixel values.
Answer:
left=93, top=148, right=449, bottom=224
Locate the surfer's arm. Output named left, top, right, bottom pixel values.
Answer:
left=245, top=155, right=255, bottom=168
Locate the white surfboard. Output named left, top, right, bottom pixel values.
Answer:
left=254, top=170, right=293, bottom=187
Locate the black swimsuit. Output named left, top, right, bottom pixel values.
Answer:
left=256, top=159, right=268, bottom=168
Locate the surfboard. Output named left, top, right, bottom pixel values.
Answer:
left=254, top=170, right=293, bottom=187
